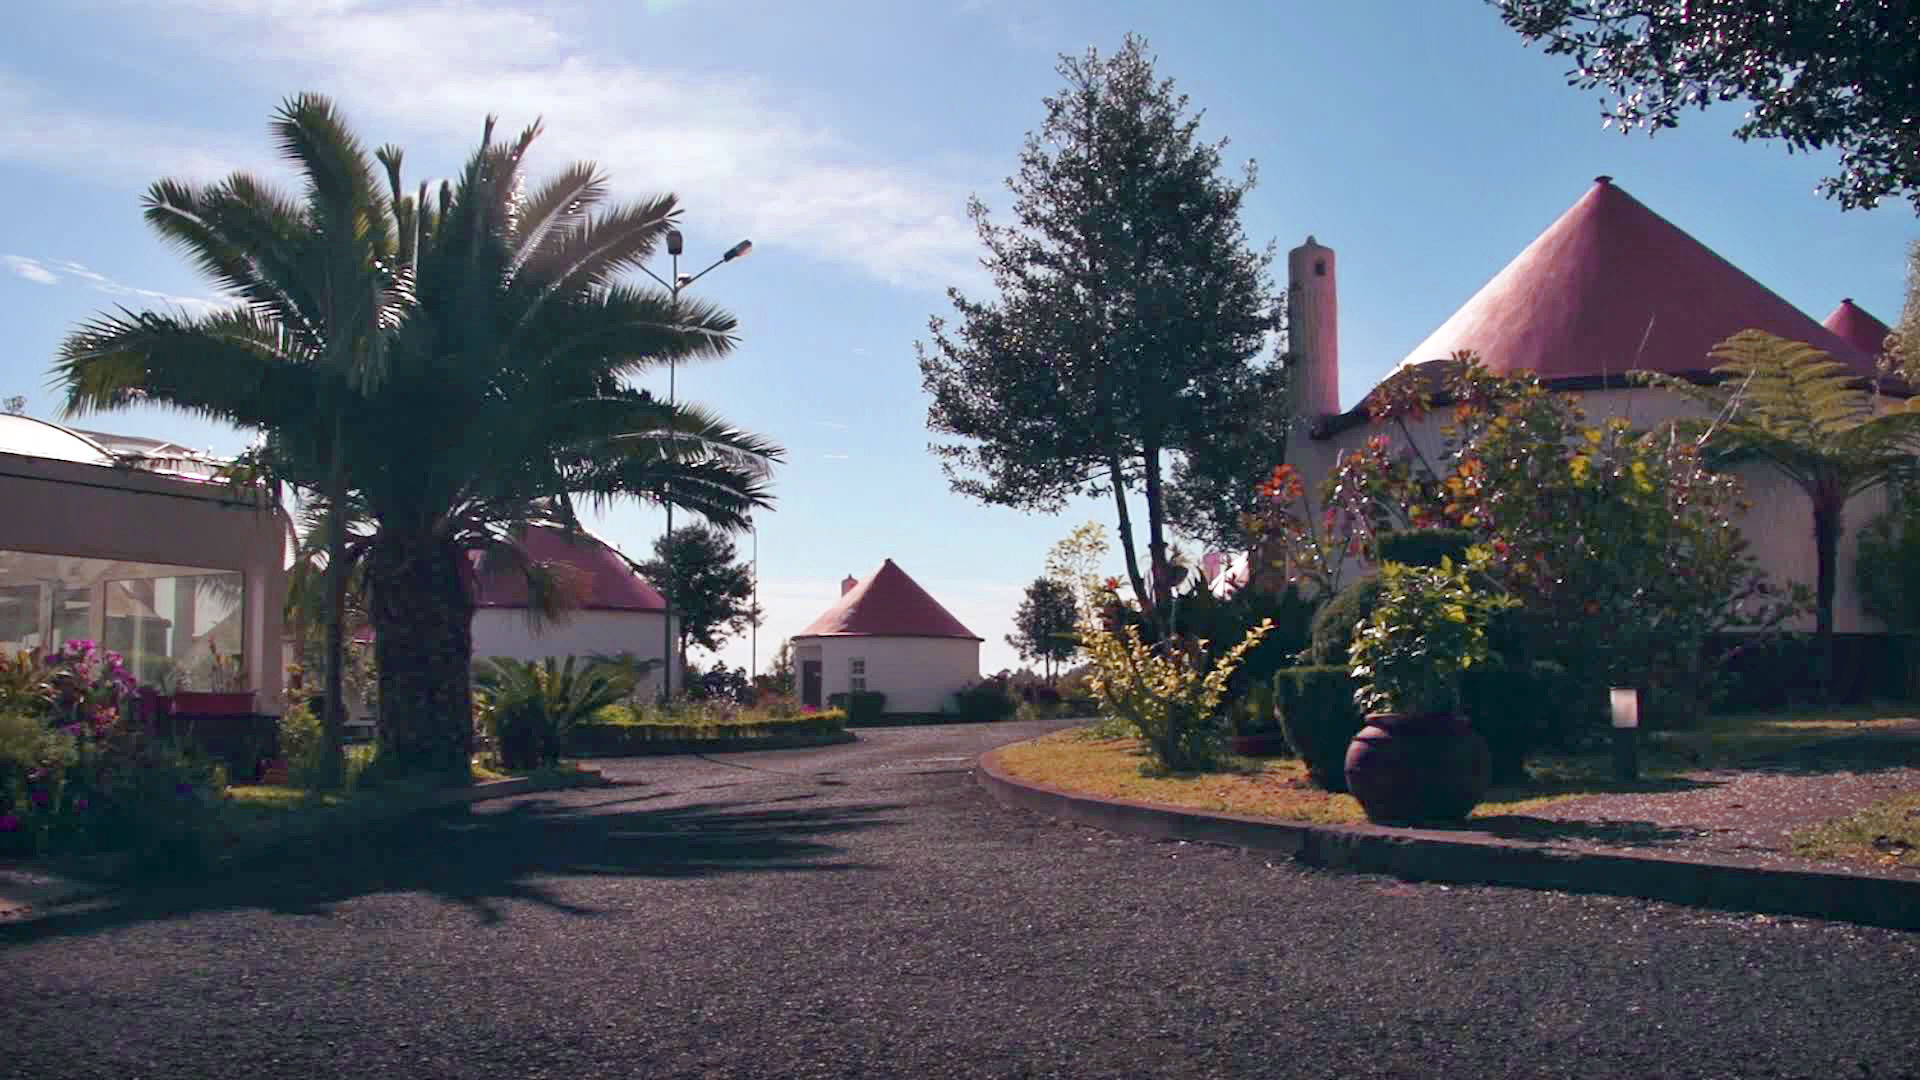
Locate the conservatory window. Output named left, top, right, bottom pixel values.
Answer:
left=0, top=550, right=245, bottom=690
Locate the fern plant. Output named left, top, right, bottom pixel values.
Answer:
left=1634, top=329, right=1920, bottom=699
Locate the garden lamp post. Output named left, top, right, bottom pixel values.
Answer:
left=1609, top=687, right=1641, bottom=781
left=640, top=230, right=753, bottom=701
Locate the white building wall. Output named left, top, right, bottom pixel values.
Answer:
left=1313, top=385, right=1898, bottom=633
left=471, top=608, right=681, bottom=698
left=809, top=635, right=982, bottom=715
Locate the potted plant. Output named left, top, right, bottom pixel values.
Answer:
left=1344, top=552, right=1517, bottom=824
left=171, top=644, right=255, bottom=717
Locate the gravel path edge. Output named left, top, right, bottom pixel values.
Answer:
left=976, top=746, right=1920, bottom=931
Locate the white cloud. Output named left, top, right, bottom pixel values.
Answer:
left=6, top=256, right=229, bottom=316
left=814, top=420, right=849, bottom=430
left=821, top=452, right=850, bottom=460
left=3, top=255, right=59, bottom=285
left=61, top=0, right=987, bottom=291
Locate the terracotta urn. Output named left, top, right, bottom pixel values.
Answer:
left=1343, top=711, right=1491, bottom=824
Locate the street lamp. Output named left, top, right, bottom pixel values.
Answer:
left=640, top=229, right=752, bottom=701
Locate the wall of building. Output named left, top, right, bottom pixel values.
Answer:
left=0, top=451, right=288, bottom=711
left=1305, top=385, right=1897, bottom=632
left=805, top=635, right=982, bottom=715
left=471, top=608, right=681, bottom=698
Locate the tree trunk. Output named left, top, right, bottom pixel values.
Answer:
left=1142, top=441, right=1173, bottom=637
left=317, top=421, right=348, bottom=791
left=366, top=532, right=475, bottom=781
left=1107, top=455, right=1150, bottom=613
left=1813, top=496, right=1842, bottom=704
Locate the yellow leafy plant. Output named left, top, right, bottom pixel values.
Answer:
left=1081, top=617, right=1274, bottom=772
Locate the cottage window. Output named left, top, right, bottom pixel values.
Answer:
left=849, top=657, right=867, bottom=693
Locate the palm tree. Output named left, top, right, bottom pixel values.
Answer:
left=56, top=102, right=781, bottom=783
left=1636, top=329, right=1920, bottom=699
left=55, top=94, right=406, bottom=789
left=330, top=116, right=780, bottom=778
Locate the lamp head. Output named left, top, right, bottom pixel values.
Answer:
left=723, top=239, right=753, bottom=261
left=675, top=273, right=694, bottom=289
left=666, top=229, right=684, bottom=256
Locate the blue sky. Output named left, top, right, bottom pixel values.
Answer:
left=2, top=0, right=1912, bottom=677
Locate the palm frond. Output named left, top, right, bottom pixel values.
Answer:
left=54, top=306, right=322, bottom=428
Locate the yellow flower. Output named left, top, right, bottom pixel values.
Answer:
left=1569, top=455, right=1591, bottom=483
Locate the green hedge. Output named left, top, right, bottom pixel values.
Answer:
left=952, top=683, right=1018, bottom=724
left=1273, top=666, right=1364, bottom=791
left=826, top=691, right=887, bottom=725
left=568, top=709, right=847, bottom=756
left=1460, top=661, right=1589, bottom=785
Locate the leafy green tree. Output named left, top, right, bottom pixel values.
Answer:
left=919, top=34, right=1278, bottom=632
left=58, top=107, right=781, bottom=780
left=1491, top=0, right=1920, bottom=212
left=56, top=94, right=408, bottom=789
left=764, top=639, right=796, bottom=695
left=636, top=524, right=761, bottom=661
left=1007, top=576, right=1080, bottom=682
left=1637, top=330, right=1920, bottom=699
left=1889, top=239, right=1920, bottom=384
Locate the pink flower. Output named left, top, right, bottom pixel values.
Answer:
left=28, top=790, right=50, bottom=808
left=0, top=815, right=18, bottom=833
left=73, top=797, right=89, bottom=811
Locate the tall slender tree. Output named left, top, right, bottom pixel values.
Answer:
left=919, top=34, right=1278, bottom=633
left=1007, top=576, right=1080, bottom=682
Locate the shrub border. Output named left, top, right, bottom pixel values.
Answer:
left=975, top=745, right=1920, bottom=932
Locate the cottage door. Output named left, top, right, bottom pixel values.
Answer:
left=801, top=660, right=823, bottom=707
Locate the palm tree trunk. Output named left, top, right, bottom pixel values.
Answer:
left=366, top=532, right=475, bottom=781
left=1107, top=454, right=1150, bottom=614
left=1813, top=496, right=1842, bottom=704
left=318, top=424, right=348, bottom=790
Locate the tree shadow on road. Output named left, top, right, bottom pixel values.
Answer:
left=0, top=790, right=903, bottom=944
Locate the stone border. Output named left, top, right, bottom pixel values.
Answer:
left=569, top=730, right=857, bottom=757
left=975, top=748, right=1920, bottom=932
left=0, top=767, right=610, bottom=924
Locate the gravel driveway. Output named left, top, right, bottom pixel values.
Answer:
left=4, top=719, right=1918, bottom=1079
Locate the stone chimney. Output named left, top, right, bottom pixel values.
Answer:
left=1286, top=235, right=1339, bottom=423
left=841, top=575, right=859, bottom=596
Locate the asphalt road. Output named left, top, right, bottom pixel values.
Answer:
left=4, top=719, right=1918, bottom=1079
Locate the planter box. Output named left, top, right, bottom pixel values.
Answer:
left=171, top=691, right=257, bottom=716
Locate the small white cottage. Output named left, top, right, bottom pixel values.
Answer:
left=790, top=559, right=981, bottom=714
left=469, top=525, right=679, bottom=697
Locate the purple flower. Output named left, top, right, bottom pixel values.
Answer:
left=0, top=815, right=18, bottom=833
left=29, top=790, right=50, bottom=808
left=73, top=797, right=89, bottom=811
left=174, top=782, right=193, bottom=797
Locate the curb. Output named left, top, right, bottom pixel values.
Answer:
left=570, top=730, right=858, bottom=757
left=975, top=749, right=1920, bottom=932
left=0, top=767, right=610, bottom=924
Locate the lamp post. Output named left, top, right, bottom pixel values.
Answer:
left=750, top=517, right=759, bottom=680
left=640, top=230, right=752, bottom=701
left=1609, top=687, right=1641, bottom=781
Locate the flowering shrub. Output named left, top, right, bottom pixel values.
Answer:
left=1255, top=357, right=1808, bottom=713
left=1081, top=617, right=1274, bottom=772
left=42, top=640, right=138, bottom=735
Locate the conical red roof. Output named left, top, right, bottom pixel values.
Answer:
left=793, top=559, right=980, bottom=640
left=1822, top=299, right=1891, bottom=357
left=1395, top=177, right=1877, bottom=382
left=472, top=526, right=665, bottom=612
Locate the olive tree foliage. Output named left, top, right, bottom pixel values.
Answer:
left=1492, top=0, right=1920, bottom=212
left=918, top=34, right=1279, bottom=633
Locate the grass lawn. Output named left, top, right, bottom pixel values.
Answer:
left=1791, top=790, right=1920, bottom=870
left=996, top=706, right=1920, bottom=828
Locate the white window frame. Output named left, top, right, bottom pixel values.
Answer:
left=849, top=657, right=867, bottom=693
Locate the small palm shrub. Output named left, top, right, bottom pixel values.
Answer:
left=473, top=657, right=635, bottom=770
